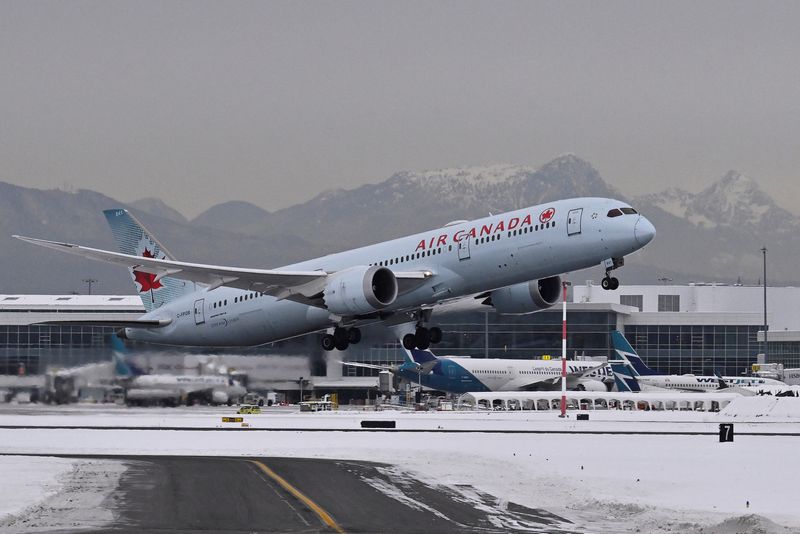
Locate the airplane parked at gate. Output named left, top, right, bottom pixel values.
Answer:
left=14, top=198, right=655, bottom=351
left=113, top=338, right=246, bottom=406
left=344, top=347, right=611, bottom=394
left=610, top=330, right=784, bottom=392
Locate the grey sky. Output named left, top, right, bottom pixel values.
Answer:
left=2, top=1, right=799, bottom=217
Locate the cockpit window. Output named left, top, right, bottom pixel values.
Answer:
left=607, top=209, right=623, bottom=218
left=621, top=207, right=638, bottom=215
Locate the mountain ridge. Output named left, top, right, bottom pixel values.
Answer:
left=2, top=155, right=799, bottom=294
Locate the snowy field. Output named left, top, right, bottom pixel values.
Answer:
left=1, top=398, right=800, bottom=533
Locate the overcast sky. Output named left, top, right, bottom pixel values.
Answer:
left=2, top=1, right=799, bottom=217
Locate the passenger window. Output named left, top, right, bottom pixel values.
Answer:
left=607, top=209, right=623, bottom=217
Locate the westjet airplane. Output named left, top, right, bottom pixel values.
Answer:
left=611, top=330, right=784, bottom=392
left=14, top=198, right=655, bottom=351
left=345, top=347, right=610, bottom=394
left=113, top=340, right=246, bottom=405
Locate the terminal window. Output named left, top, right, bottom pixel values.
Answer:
left=620, top=295, right=643, bottom=311
left=658, top=294, right=680, bottom=312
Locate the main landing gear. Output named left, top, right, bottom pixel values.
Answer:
left=321, top=327, right=362, bottom=351
left=402, top=326, right=443, bottom=351
left=601, top=257, right=624, bottom=291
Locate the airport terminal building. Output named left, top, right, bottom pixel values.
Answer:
left=1, top=282, right=799, bottom=396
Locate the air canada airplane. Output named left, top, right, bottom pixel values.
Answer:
left=14, top=198, right=655, bottom=351
left=344, top=347, right=611, bottom=393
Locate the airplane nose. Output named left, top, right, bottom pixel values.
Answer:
left=634, top=216, right=656, bottom=246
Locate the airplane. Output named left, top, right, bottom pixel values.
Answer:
left=344, top=346, right=610, bottom=394
left=113, top=339, right=246, bottom=406
left=14, top=198, right=655, bottom=352
left=610, top=330, right=785, bottom=392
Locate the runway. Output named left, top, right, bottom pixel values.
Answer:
left=14, top=455, right=572, bottom=534
left=2, top=402, right=800, bottom=533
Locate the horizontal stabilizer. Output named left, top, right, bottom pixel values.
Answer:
left=34, top=318, right=172, bottom=329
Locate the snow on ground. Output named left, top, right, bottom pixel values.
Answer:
left=0, top=456, right=75, bottom=520
left=1, top=401, right=800, bottom=532
left=0, top=455, right=126, bottom=532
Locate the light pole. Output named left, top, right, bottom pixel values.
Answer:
left=762, top=247, right=768, bottom=363
left=559, top=280, right=572, bottom=418
left=299, top=376, right=304, bottom=403
left=82, top=278, right=98, bottom=295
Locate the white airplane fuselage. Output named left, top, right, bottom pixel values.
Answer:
left=399, top=357, right=611, bottom=393
left=126, top=197, right=655, bottom=347
left=636, top=375, right=785, bottom=392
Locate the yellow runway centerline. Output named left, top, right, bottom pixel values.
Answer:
left=250, top=459, right=346, bottom=534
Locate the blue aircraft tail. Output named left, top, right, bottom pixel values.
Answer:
left=111, top=335, right=145, bottom=377
left=103, top=209, right=196, bottom=313
left=611, top=330, right=659, bottom=376
left=409, top=348, right=438, bottom=365
left=609, top=360, right=641, bottom=392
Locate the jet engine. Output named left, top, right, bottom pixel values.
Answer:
left=211, top=390, right=229, bottom=405
left=485, top=276, right=562, bottom=315
left=324, top=265, right=398, bottom=316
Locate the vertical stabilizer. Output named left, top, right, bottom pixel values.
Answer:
left=111, top=335, right=145, bottom=377
left=610, top=360, right=641, bottom=392
left=611, top=330, right=658, bottom=376
left=103, top=209, right=196, bottom=312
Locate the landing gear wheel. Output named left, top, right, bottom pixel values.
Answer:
left=321, top=334, right=336, bottom=351
left=428, top=326, right=443, bottom=344
left=601, top=277, right=610, bottom=290
left=402, top=333, right=417, bottom=350
left=415, top=327, right=431, bottom=350
left=609, top=277, right=619, bottom=290
left=333, top=327, right=350, bottom=351
left=348, top=328, right=362, bottom=344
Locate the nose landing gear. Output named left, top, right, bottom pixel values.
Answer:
left=601, top=257, right=624, bottom=291
left=601, top=276, right=619, bottom=291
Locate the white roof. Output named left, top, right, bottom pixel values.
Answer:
left=0, top=294, right=144, bottom=310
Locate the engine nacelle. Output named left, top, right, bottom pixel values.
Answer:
left=324, top=265, right=398, bottom=316
left=486, top=276, right=562, bottom=315
left=211, top=390, right=229, bottom=405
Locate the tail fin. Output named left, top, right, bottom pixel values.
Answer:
left=610, top=360, right=641, bottom=392
left=103, top=209, right=196, bottom=312
left=409, top=348, right=438, bottom=365
left=714, top=371, right=729, bottom=390
left=611, top=330, right=658, bottom=376
left=111, top=335, right=144, bottom=377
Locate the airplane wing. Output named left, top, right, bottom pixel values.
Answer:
left=33, top=318, right=172, bottom=328
left=13, top=236, right=431, bottom=306
left=339, top=361, right=398, bottom=372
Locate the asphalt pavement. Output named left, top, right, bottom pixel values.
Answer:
left=84, top=456, right=576, bottom=534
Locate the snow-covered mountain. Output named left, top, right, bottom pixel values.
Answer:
left=638, top=171, right=797, bottom=231
left=207, top=154, right=622, bottom=251
left=4, top=155, right=800, bottom=294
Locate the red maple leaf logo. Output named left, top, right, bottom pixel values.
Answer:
left=539, top=207, right=556, bottom=224
left=133, top=248, right=163, bottom=293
